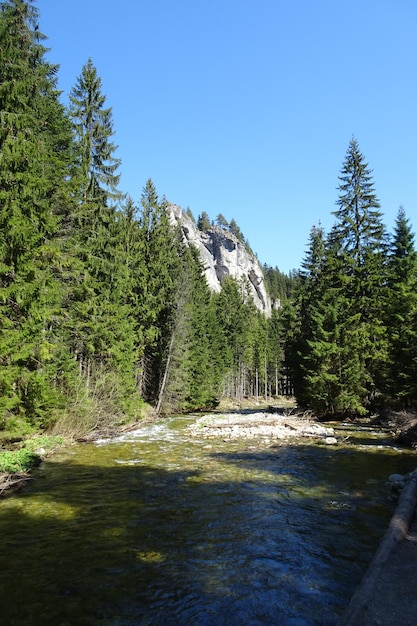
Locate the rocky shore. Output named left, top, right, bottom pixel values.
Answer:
left=188, top=411, right=338, bottom=444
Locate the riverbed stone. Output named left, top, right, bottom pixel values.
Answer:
left=188, top=411, right=337, bottom=444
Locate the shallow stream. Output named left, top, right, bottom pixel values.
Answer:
left=0, top=413, right=416, bottom=625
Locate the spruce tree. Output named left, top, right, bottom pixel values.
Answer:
left=197, top=211, right=211, bottom=231
left=69, top=57, right=122, bottom=209
left=331, top=138, right=388, bottom=412
left=0, top=0, right=73, bottom=426
left=214, top=276, right=256, bottom=400
left=62, top=58, right=141, bottom=422
left=385, top=207, right=417, bottom=406
left=136, top=181, right=182, bottom=402
left=216, top=213, right=229, bottom=228
left=291, top=140, right=388, bottom=417
left=289, top=225, right=340, bottom=412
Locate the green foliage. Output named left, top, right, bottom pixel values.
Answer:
left=2, top=5, right=416, bottom=432
left=0, top=449, right=39, bottom=473
left=263, top=264, right=297, bottom=303
left=135, top=181, right=183, bottom=403
left=23, top=435, right=63, bottom=453
left=0, top=0, right=73, bottom=422
left=288, top=139, right=394, bottom=417
left=0, top=434, right=62, bottom=473
left=185, top=206, right=195, bottom=222
left=228, top=218, right=245, bottom=243
left=383, top=207, right=417, bottom=406
left=197, top=211, right=211, bottom=231
left=69, top=57, right=122, bottom=208
left=216, top=213, right=229, bottom=228
left=156, top=246, right=224, bottom=414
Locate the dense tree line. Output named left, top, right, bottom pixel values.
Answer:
left=1, top=2, right=415, bottom=440
left=0, top=1, right=289, bottom=439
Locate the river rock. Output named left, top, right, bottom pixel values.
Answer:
left=387, top=473, right=406, bottom=490
left=324, top=437, right=338, bottom=445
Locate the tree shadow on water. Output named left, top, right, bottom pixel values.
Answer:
left=0, top=440, right=414, bottom=625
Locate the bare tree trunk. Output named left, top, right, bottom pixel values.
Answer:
left=154, top=330, right=175, bottom=417
left=275, top=362, right=278, bottom=397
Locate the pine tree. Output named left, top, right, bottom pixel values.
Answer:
left=385, top=207, right=417, bottom=406
left=59, top=58, right=142, bottom=423
left=69, top=57, right=122, bottom=209
left=136, top=181, right=182, bottom=402
left=197, top=211, right=211, bottom=231
left=228, top=218, right=245, bottom=243
left=330, top=138, right=388, bottom=412
left=216, top=213, right=229, bottom=228
left=214, top=276, right=257, bottom=400
left=289, top=225, right=340, bottom=412
left=0, top=0, right=73, bottom=427
left=293, top=140, right=388, bottom=416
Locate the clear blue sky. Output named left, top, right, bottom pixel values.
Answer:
left=37, top=0, right=416, bottom=274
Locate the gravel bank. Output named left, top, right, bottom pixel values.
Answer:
left=188, top=411, right=336, bottom=443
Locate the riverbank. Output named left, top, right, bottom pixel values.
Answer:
left=339, top=469, right=417, bottom=625
left=376, top=409, right=417, bottom=447
left=0, top=435, right=64, bottom=496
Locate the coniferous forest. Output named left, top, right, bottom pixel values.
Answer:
left=1, top=0, right=416, bottom=441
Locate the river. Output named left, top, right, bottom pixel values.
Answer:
left=0, top=412, right=416, bottom=625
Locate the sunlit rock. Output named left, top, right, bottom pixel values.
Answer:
left=167, top=203, right=272, bottom=315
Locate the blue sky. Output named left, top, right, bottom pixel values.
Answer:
left=37, top=0, right=416, bottom=274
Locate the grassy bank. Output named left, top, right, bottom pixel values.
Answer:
left=0, top=435, right=65, bottom=496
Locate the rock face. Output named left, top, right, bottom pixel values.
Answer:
left=167, top=204, right=272, bottom=315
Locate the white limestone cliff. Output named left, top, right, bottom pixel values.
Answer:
left=167, top=204, right=272, bottom=316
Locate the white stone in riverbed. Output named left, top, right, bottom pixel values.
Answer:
left=188, top=412, right=336, bottom=443
left=324, top=437, right=338, bottom=445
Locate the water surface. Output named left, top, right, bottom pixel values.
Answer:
left=0, top=414, right=415, bottom=625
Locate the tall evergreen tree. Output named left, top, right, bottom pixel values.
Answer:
left=228, top=218, right=245, bottom=243
left=330, top=138, right=388, bottom=411
left=288, top=225, right=340, bottom=412
left=214, top=276, right=257, bottom=400
left=69, top=57, right=122, bottom=209
left=385, top=207, right=417, bottom=405
left=291, top=141, right=388, bottom=417
left=0, top=0, right=73, bottom=426
left=216, top=213, right=229, bottom=228
left=59, top=58, right=142, bottom=423
left=136, top=180, right=182, bottom=402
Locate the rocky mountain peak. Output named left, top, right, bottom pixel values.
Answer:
left=167, top=204, right=272, bottom=316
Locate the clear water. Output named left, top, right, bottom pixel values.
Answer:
left=0, top=414, right=415, bottom=625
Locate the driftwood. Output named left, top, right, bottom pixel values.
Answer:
left=0, top=472, right=32, bottom=497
